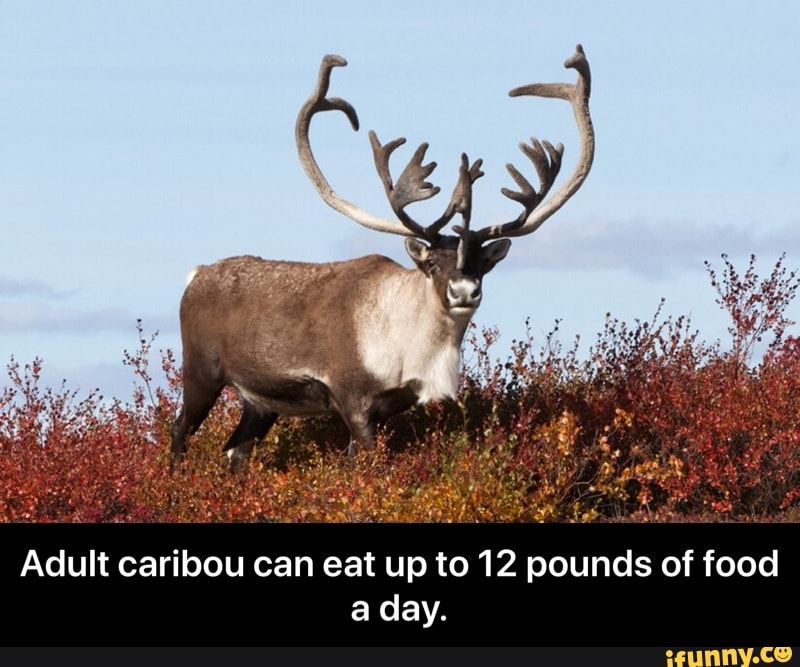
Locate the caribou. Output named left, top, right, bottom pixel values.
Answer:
left=171, top=45, right=594, bottom=471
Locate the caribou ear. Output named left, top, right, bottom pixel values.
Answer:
left=405, top=238, right=432, bottom=270
left=481, top=238, right=511, bottom=273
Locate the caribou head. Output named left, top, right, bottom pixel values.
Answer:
left=297, top=47, right=593, bottom=315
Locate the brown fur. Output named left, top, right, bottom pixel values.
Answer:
left=170, top=242, right=507, bottom=471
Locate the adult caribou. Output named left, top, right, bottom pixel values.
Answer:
left=171, top=45, right=595, bottom=471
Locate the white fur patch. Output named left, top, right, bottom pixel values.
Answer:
left=414, top=341, right=462, bottom=403
left=356, top=273, right=466, bottom=404
left=185, top=267, right=199, bottom=287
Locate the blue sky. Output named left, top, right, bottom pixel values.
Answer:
left=1, top=1, right=799, bottom=399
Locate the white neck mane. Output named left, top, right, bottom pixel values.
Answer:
left=355, top=271, right=470, bottom=403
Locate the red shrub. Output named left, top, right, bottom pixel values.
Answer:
left=1, top=255, right=799, bottom=522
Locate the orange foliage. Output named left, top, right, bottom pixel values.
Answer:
left=1, top=255, right=799, bottom=522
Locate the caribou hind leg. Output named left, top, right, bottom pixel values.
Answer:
left=170, top=374, right=223, bottom=471
left=224, top=404, right=279, bottom=471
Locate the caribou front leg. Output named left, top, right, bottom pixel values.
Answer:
left=340, top=409, right=376, bottom=458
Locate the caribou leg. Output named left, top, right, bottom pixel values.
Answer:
left=170, top=374, right=223, bottom=471
left=224, top=404, right=279, bottom=471
left=339, top=409, right=375, bottom=458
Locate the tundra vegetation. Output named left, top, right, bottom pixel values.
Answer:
left=1, top=253, right=799, bottom=523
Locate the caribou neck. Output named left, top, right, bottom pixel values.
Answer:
left=354, top=266, right=472, bottom=404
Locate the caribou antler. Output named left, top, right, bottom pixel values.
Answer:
left=296, top=47, right=593, bottom=246
left=500, top=138, right=563, bottom=227
left=295, top=55, right=412, bottom=237
left=369, top=132, right=484, bottom=241
left=297, top=55, right=484, bottom=241
left=442, top=153, right=485, bottom=232
left=369, top=132, right=440, bottom=240
left=473, top=44, right=594, bottom=241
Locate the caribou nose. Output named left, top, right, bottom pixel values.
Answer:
left=447, top=278, right=482, bottom=310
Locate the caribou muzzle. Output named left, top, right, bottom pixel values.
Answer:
left=446, top=277, right=482, bottom=313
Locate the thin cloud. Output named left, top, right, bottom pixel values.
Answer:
left=0, top=276, right=76, bottom=300
left=0, top=302, right=175, bottom=335
left=498, top=219, right=800, bottom=279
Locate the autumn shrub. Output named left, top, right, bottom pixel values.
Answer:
left=1, top=254, right=799, bottom=522
left=0, top=358, right=157, bottom=521
left=619, top=255, right=800, bottom=515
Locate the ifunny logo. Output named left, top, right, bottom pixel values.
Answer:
left=666, top=648, right=793, bottom=667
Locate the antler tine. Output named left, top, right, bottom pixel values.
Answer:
left=368, top=130, right=442, bottom=239
left=369, top=131, right=485, bottom=242
left=474, top=44, right=594, bottom=241
left=296, top=55, right=414, bottom=237
left=368, top=131, right=406, bottom=197
left=438, top=153, right=484, bottom=236
left=448, top=153, right=486, bottom=270
left=498, top=138, right=564, bottom=230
